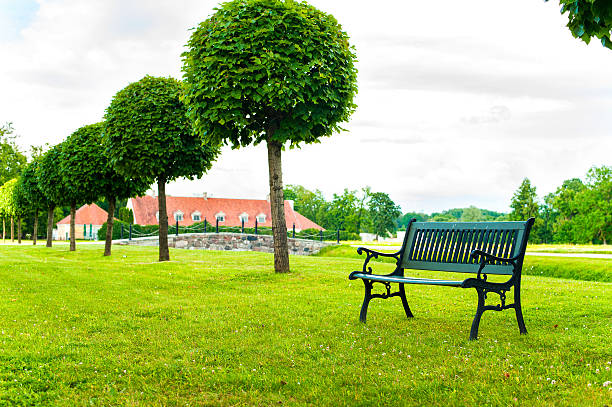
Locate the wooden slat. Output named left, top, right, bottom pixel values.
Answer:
left=456, top=230, right=470, bottom=264
left=407, top=229, right=422, bottom=260
left=502, top=230, right=513, bottom=259
left=433, top=230, right=446, bottom=262
left=451, top=230, right=464, bottom=263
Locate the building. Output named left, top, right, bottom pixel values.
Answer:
left=128, top=194, right=323, bottom=231
left=56, top=203, right=109, bottom=240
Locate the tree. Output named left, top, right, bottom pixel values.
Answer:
left=182, top=0, right=358, bottom=272
left=37, top=144, right=66, bottom=247
left=368, top=192, right=401, bottom=240
left=284, top=184, right=328, bottom=226
left=552, top=0, right=612, bottom=49
left=61, top=122, right=149, bottom=255
left=510, top=178, right=541, bottom=243
left=572, top=165, right=611, bottom=244
left=549, top=178, right=585, bottom=243
left=510, top=178, right=539, bottom=221
left=0, top=179, right=18, bottom=242
left=460, top=206, right=483, bottom=222
left=0, top=122, right=27, bottom=185
left=15, top=160, right=46, bottom=245
left=104, top=76, right=220, bottom=261
left=327, top=189, right=361, bottom=234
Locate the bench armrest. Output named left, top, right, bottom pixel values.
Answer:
left=351, top=247, right=400, bottom=276
left=470, top=249, right=520, bottom=265
left=470, top=249, right=521, bottom=280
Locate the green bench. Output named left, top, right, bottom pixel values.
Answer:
left=348, top=218, right=535, bottom=340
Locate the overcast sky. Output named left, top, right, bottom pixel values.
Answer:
left=1, top=0, right=610, bottom=214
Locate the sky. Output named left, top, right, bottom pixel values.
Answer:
left=0, top=0, right=611, bottom=214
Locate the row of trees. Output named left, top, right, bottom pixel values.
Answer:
left=509, top=165, right=611, bottom=244
left=284, top=185, right=401, bottom=239
left=1, top=0, right=358, bottom=272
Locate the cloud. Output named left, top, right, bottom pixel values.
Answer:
left=462, top=105, right=511, bottom=125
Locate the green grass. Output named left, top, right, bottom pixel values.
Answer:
left=316, top=245, right=612, bottom=282
left=0, top=245, right=611, bottom=406
left=527, top=244, right=612, bottom=255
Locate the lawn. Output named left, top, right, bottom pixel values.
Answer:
left=0, top=245, right=610, bottom=406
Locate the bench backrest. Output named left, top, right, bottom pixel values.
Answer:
left=399, top=219, right=534, bottom=275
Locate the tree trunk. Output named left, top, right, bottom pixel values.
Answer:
left=267, top=139, right=290, bottom=273
left=10, top=216, right=14, bottom=242
left=46, top=206, right=55, bottom=247
left=17, top=218, right=21, bottom=244
left=33, top=212, right=38, bottom=245
left=158, top=178, right=170, bottom=262
left=104, top=196, right=116, bottom=256
left=69, top=203, right=76, bottom=251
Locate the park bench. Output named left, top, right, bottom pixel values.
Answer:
left=348, top=218, right=535, bottom=340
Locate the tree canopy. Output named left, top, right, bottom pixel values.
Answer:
left=0, top=179, right=19, bottom=219
left=104, top=76, right=219, bottom=184
left=368, top=192, right=401, bottom=239
left=554, top=0, right=612, bottom=49
left=182, top=0, right=358, bottom=148
left=182, top=0, right=357, bottom=273
left=104, top=75, right=220, bottom=261
left=0, top=122, right=27, bottom=185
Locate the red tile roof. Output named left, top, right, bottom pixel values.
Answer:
left=57, top=203, right=109, bottom=225
left=129, top=195, right=323, bottom=231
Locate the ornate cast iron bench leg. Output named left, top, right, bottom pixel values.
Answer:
left=514, top=282, right=527, bottom=335
left=398, top=283, right=414, bottom=318
left=359, top=280, right=373, bottom=323
left=469, top=287, right=486, bottom=341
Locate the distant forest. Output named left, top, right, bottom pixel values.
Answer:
left=397, top=207, right=508, bottom=229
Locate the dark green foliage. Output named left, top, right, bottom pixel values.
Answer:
left=37, top=144, right=66, bottom=207
left=553, top=0, right=612, bottom=49
left=529, top=166, right=611, bottom=244
left=104, top=76, right=220, bottom=184
left=182, top=0, right=358, bottom=148
left=61, top=122, right=150, bottom=205
left=510, top=178, right=539, bottom=221
left=367, top=192, right=401, bottom=239
left=117, top=207, right=134, bottom=224
left=15, top=160, right=47, bottom=214
left=571, top=166, right=611, bottom=244
left=284, top=184, right=329, bottom=227
left=0, top=122, right=27, bottom=185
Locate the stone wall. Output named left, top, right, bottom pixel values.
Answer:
left=116, top=232, right=334, bottom=255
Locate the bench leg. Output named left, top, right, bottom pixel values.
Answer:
left=359, top=280, right=373, bottom=323
left=398, top=284, right=414, bottom=318
left=514, top=282, right=527, bottom=335
left=469, top=287, right=486, bottom=341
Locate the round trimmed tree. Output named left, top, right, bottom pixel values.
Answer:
left=104, top=76, right=220, bottom=261
left=182, top=0, right=358, bottom=273
left=37, top=144, right=66, bottom=247
left=16, top=160, right=47, bottom=245
left=0, top=179, right=19, bottom=242
left=60, top=122, right=150, bottom=256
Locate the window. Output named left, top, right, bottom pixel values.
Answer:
left=239, top=212, right=249, bottom=223
left=215, top=212, right=225, bottom=222
left=256, top=214, right=266, bottom=223
left=174, top=211, right=184, bottom=222
left=192, top=211, right=201, bottom=221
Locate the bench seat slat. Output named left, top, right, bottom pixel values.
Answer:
left=350, top=273, right=464, bottom=287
